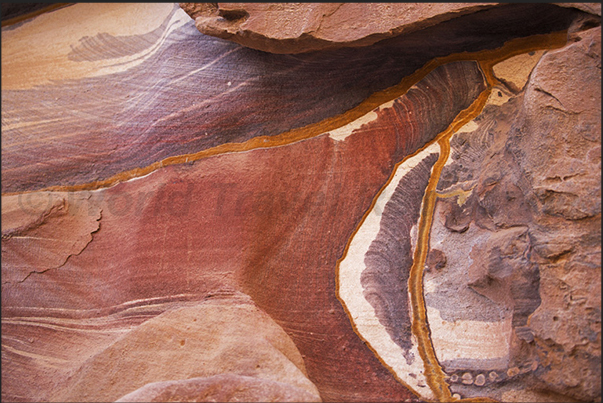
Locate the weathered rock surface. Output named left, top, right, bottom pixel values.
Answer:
left=179, top=2, right=495, bottom=54
left=339, top=144, right=441, bottom=399
left=54, top=292, right=321, bottom=402
left=1, top=192, right=101, bottom=283
left=2, top=57, right=485, bottom=403
left=425, top=25, right=601, bottom=402
left=558, top=3, right=602, bottom=17
left=179, top=3, right=601, bottom=54
left=180, top=3, right=601, bottom=54
left=1, top=3, right=600, bottom=403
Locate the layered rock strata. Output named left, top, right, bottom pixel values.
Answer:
left=1, top=3, right=580, bottom=193
left=180, top=3, right=597, bottom=54
left=338, top=144, right=441, bottom=399
left=56, top=292, right=322, bottom=402
left=179, top=2, right=495, bottom=53
left=424, top=25, right=601, bottom=402
left=2, top=56, right=486, bottom=402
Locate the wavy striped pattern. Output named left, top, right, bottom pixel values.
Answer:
left=1, top=3, right=577, bottom=193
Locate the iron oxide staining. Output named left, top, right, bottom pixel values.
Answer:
left=361, top=152, right=439, bottom=361
left=1, top=59, right=486, bottom=403
left=332, top=59, right=487, bottom=401
left=1, top=3, right=579, bottom=194
left=2, top=3, right=593, bottom=401
left=336, top=63, right=491, bottom=401
left=337, top=32, right=573, bottom=402
left=339, top=145, right=441, bottom=399
left=424, top=40, right=600, bottom=401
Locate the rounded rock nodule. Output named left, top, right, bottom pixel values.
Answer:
left=461, top=372, right=473, bottom=385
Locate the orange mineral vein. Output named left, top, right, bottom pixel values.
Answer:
left=1, top=32, right=566, bottom=198
left=405, top=32, right=567, bottom=403
left=1, top=29, right=568, bottom=402
left=334, top=30, right=567, bottom=403
left=408, top=78, right=493, bottom=403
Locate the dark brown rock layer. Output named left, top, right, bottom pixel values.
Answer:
left=180, top=3, right=597, bottom=54
left=1, top=3, right=599, bottom=403
left=179, top=2, right=495, bottom=54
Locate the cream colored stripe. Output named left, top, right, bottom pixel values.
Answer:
left=338, top=142, right=440, bottom=400
left=426, top=306, right=512, bottom=363
left=1, top=343, right=70, bottom=368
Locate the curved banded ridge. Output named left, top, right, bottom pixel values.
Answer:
left=1, top=28, right=569, bottom=403
left=336, top=78, right=494, bottom=402
left=336, top=32, right=567, bottom=402
left=338, top=141, right=441, bottom=399
left=1, top=31, right=568, bottom=197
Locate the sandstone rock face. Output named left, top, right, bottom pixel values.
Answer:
left=55, top=292, right=321, bottom=402
left=1, top=192, right=101, bottom=283
left=180, top=3, right=600, bottom=54
left=1, top=3, right=600, bottom=403
left=425, top=25, right=601, bottom=402
left=115, top=373, right=320, bottom=402
left=558, top=3, right=602, bottom=16
left=1, top=3, right=579, bottom=194
left=179, top=2, right=495, bottom=54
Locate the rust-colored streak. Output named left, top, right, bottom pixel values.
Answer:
left=406, top=33, right=568, bottom=403
left=408, top=87, right=492, bottom=402
left=0, top=32, right=568, bottom=198
left=1, top=28, right=569, bottom=403
left=335, top=31, right=568, bottom=403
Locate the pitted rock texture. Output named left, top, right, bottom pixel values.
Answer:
left=509, top=25, right=601, bottom=402
left=426, top=25, right=601, bottom=403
